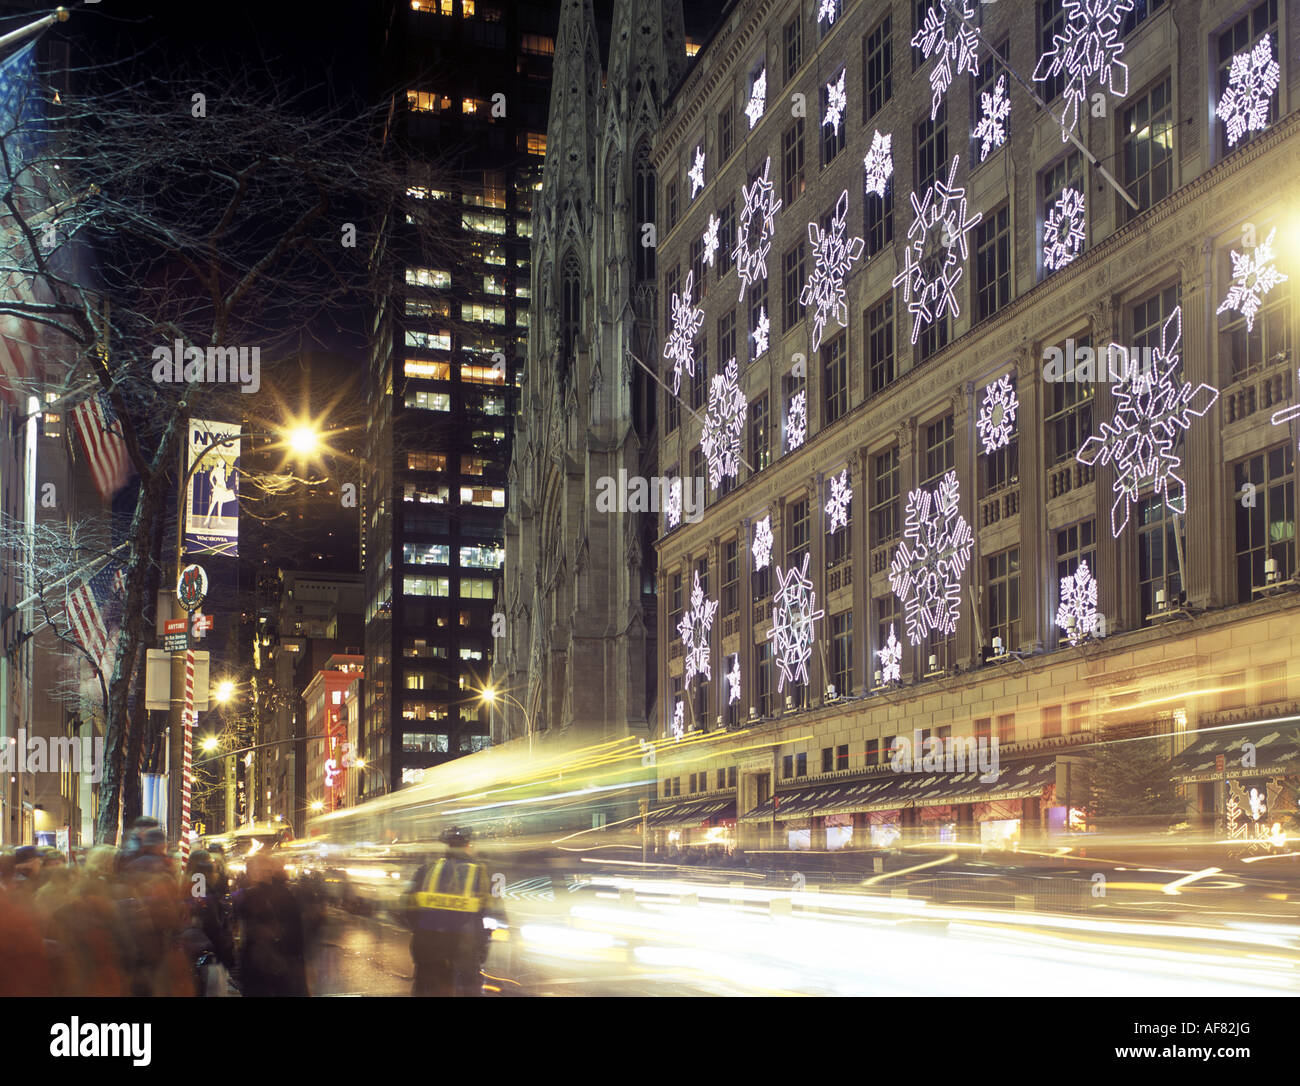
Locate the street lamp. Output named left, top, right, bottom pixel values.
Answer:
left=479, top=685, right=534, bottom=755
left=212, top=680, right=235, bottom=705
left=200, top=736, right=219, bottom=754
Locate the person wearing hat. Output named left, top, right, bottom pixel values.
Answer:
left=121, top=818, right=176, bottom=879
left=8, top=846, right=42, bottom=898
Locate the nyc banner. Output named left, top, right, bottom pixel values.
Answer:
left=184, top=419, right=239, bottom=558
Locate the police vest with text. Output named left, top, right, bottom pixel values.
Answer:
left=409, top=859, right=491, bottom=933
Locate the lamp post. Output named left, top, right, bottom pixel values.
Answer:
left=479, top=685, right=533, bottom=756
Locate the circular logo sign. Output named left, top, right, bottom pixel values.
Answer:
left=176, top=563, right=208, bottom=612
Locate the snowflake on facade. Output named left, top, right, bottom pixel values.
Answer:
left=822, top=69, right=847, bottom=137
left=1217, top=228, right=1287, bottom=333
left=678, top=568, right=718, bottom=686
left=1042, top=187, right=1086, bottom=272
left=688, top=145, right=706, bottom=199
left=973, top=74, right=1010, bottom=161
left=1077, top=305, right=1220, bottom=537
left=912, top=1, right=979, bottom=122
left=1217, top=32, right=1280, bottom=148
left=732, top=156, right=782, bottom=303
left=702, top=213, right=721, bottom=267
left=786, top=389, right=807, bottom=451
left=888, top=470, right=973, bottom=646
left=817, top=0, right=839, bottom=26
left=663, top=268, right=704, bottom=394
left=825, top=469, right=852, bottom=533
left=664, top=476, right=682, bottom=529
left=876, top=624, right=902, bottom=684
left=753, top=516, right=773, bottom=570
left=701, top=357, right=747, bottom=490
left=1271, top=370, right=1300, bottom=455
left=671, top=699, right=684, bottom=741
left=976, top=374, right=1018, bottom=454
left=1055, top=559, right=1099, bottom=647
left=728, top=654, right=742, bottom=705
left=800, top=188, right=865, bottom=352
left=892, top=154, right=982, bottom=344
left=863, top=130, right=893, bottom=199
left=767, top=553, right=825, bottom=692
left=1034, top=0, right=1133, bottom=141
left=745, top=67, right=766, bottom=129
left=752, top=306, right=770, bottom=357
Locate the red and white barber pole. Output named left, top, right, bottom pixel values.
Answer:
left=180, top=647, right=195, bottom=863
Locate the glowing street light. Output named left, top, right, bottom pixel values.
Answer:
left=201, top=736, right=219, bottom=754
left=212, top=679, right=235, bottom=704
left=286, top=424, right=321, bottom=457
left=310, top=800, right=324, bottom=813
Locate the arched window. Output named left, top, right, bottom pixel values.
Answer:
left=561, top=252, right=581, bottom=375
left=634, top=141, right=656, bottom=282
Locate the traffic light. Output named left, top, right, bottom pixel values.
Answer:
left=194, top=821, right=206, bottom=836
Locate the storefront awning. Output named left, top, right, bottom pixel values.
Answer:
left=1170, top=721, right=1300, bottom=782
left=645, top=798, right=736, bottom=828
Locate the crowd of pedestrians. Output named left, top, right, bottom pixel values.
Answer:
left=0, top=817, right=318, bottom=997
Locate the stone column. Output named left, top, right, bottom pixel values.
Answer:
left=1088, top=295, right=1123, bottom=634
left=1179, top=241, right=1219, bottom=609
left=896, top=419, right=917, bottom=680
left=1015, top=348, right=1047, bottom=651
left=847, top=449, right=866, bottom=696
left=952, top=382, right=977, bottom=671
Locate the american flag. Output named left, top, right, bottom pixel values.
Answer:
left=71, top=389, right=132, bottom=501
left=67, top=558, right=126, bottom=680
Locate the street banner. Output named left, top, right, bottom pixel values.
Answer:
left=184, top=418, right=239, bottom=557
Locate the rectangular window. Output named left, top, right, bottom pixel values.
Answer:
left=986, top=548, right=1020, bottom=655
left=971, top=39, right=1010, bottom=161
left=723, top=539, right=740, bottom=615
left=666, top=180, right=678, bottom=232
left=403, top=542, right=450, bottom=565
left=718, top=308, right=736, bottom=368
left=783, top=754, right=794, bottom=779
left=1055, top=519, right=1096, bottom=588
left=915, top=101, right=947, bottom=195
left=718, top=199, right=735, bottom=276
left=1122, top=0, right=1166, bottom=35
left=690, top=332, right=707, bottom=410
left=405, top=329, right=452, bottom=351
left=1121, top=75, right=1173, bottom=221
left=1041, top=152, right=1083, bottom=277
left=822, top=747, right=834, bottom=774
left=1038, top=0, right=1067, bottom=101
left=405, top=266, right=451, bottom=289
left=871, top=446, right=900, bottom=545
left=404, top=359, right=451, bottom=380
left=974, top=204, right=1011, bottom=321
left=1138, top=494, right=1184, bottom=624
left=796, top=752, right=807, bottom=777
left=665, top=386, right=680, bottom=433
left=756, top=641, right=773, bottom=718
left=1044, top=334, right=1093, bottom=467
left=1042, top=705, right=1062, bottom=739
left=836, top=744, right=849, bottom=771
left=783, top=242, right=807, bottom=330
left=788, top=498, right=810, bottom=564
left=922, top=414, right=954, bottom=488
left=1234, top=444, right=1296, bottom=602
left=461, top=363, right=505, bottom=384
left=983, top=377, right=1019, bottom=494
left=865, top=182, right=893, bottom=257
left=719, top=103, right=734, bottom=162
left=748, top=276, right=768, bottom=365
left=827, top=474, right=851, bottom=568
left=459, top=485, right=504, bottom=508
left=1219, top=238, right=1291, bottom=380
left=749, top=393, right=770, bottom=472
left=783, top=119, right=806, bottom=208
left=460, top=544, right=504, bottom=569
left=404, top=390, right=451, bottom=412
left=459, top=578, right=494, bottom=599
left=784, top=14, right=803, bottom=84
left=823, top=333, right=848, bottom=425
left=864, top=16, right=892, bottom=120
left=866, top=738, right=880, bottom=766
left=876, top=595, right=900, bottom=681
left=1216, top=1, right=1279, bottom=159
left=407, top=451, right=448, bottom=471
left=866, top=296, right=894, bottom=395
left=831, top=611, right=853, bottom=697
left=820, top=70, right=847, bottom=165
left=403, top=575, right=450, bottom=597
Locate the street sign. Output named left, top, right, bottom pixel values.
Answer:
left=162, top=633, right=187, bottom=653
left=164, top=619, right=187, bottom=635
left=176, top=563, right=208, bottom=612
left=190, top=612, right=213, bottom=640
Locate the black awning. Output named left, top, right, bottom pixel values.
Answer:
left=1170, top=721, right=1300, bottom=782
left=645, top=798, right=736, bottom=828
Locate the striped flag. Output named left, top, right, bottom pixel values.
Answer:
left=66, top=558, right=126, bottom=679
left=71, top=389, right=132, bottom=502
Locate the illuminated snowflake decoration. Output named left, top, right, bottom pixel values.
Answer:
left=892, top=154, right=982, bottom=344
left=817, top=0, right=839, bottom=26
left=786, top=389, right=807, bottom=451
left=701, top=357, right=747, bottom=490
left=912, top=1, right=979, bottom=122
left=1043, top=187, right=1086, bottom=272
left=976, top=375, right=1018, bottom=454
left=732, top=156, right=782, bottom=303
left=752, top=306, right=770, bottom=357
left=665, top=477, right=682, bottom=530
left=1217, top=228, right=1287, bottom=333
left=876, top=624, right=902, bottom=684
left=863, top=130, right=893, bottom=199
left=973, top=74, right=1010, bottom=161
left=1217, top=33, right=1279, bottom=148
left=1271, top=370, right=1300, bottom=454
left=678, top=568, right=718, bottom=686
left=888, top=470, right=973, bottom=646
left=825, top=469, right=851, bottom=533
left=702, top=213, right=720, bottom=267
left=1077, top=306, right=1220, bottom=537
left=800, top=188, right=865, bottom=352
left=727, top=654, right=742, bottom=705
left=1034, top=0, right=1133, bottom=141
left=1055, top=559, right=1099, bottom=647
left=688, top=145, right=706, bottom=199
left=663, top=269, right=704, bottom=394
left=822, top=69, right=847, bottom=137
left=671, top=699, right=684, bottom=741
left=745, top=68, right=766, bottom=129
left=753, top=516, right=773, bottom=571
left=767, top=553, right=824, bottom=692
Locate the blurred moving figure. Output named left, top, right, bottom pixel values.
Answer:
left=234, top=854, right=309, bottom=996
left=181, top=850, right=236, bottom=996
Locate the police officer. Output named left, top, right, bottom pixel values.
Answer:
left=403, top=827, right=499, bottom=996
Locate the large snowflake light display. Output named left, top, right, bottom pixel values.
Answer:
left=888, top=470, right=973, bottom=646
left=825, top=469, right=852, bottom=533
left=1034, top=0, right=1133, bottom=141
left=728, top=655, right=742, bottom=705
left=863, top=130, right=893, bottom=199
left=688, top=146, right=706, bottom=199
left=800, top=189, right=865, bottom=352
left=817, top=0, right=839, bottom=27
left=745, top=68, right=766, bottom=129
left=701, top=357, right=747, bottom=490
left=823, top=69, right=847, bottom=137
left=671, top=700, right=684, bottom=741
left=1217, top=33, right=1280, bottom=148
left=1055, top=559, right=1099, bottom=647
left=1043, top=187, right=1086, bottom=272
left=876, top=624, right=902, bottom=684
left=912, top=1, right=979, bottom=122
left=767, top=553, right=824, bottom=692
left=753, top=516, right=774, bottom=570
left=976, top=375, right=1018, bottom=454
left=892, top=154, right=982, bottom=345
left=702, top=213, right=720, bottom=267
left=1217, top=228, right=1287, bottom=333
left=786, top=389, right=807, bottom=451
left=663, top=269, right=704, bottom=394
left=678, top=569, right=718, bottom=686
left=732, top=157, right=782, bottom=303
left=752, top=307, right=770, bottom=357
left=665, top=477, right=682, bottom=529
left=973, top=74, right=1010, bottom=161
left=1077, top=305, right=1220, bottom=537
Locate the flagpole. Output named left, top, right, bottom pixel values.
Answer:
left=0, top=9, right=69, bottom=54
